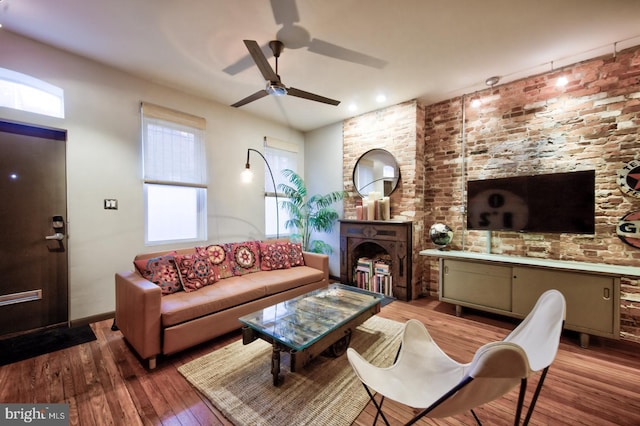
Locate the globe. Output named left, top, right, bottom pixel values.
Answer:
left=429, top=223, right=453, bottom=249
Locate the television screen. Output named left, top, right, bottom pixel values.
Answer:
left=467, top=170, right=595, bottom=234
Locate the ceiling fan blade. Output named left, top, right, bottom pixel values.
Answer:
left=223, top=42, right=273, bottom=75
left=308, top=38, right=388, bottom=69
left=287, top=87, right=340, bottom=106
left=270, top=0, right=299, bottom=25
left=231, top=90, right=269, bottom=108
left=243, top=40, right=279, bottom=82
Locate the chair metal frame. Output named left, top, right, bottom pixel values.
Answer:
left=350, top=290, right=566, bottom=426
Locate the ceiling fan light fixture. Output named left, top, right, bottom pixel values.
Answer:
left=266, top=81, right=288, bottom=96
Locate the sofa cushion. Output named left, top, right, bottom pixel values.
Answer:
left=288, top=242, right=305, bottom=266
left=259, top=241, right=291, bottom=271
left=133, top=251, right=182, bottom=295
left=230, top=241, right=261, bottom=275
left=160, top=276, right=266, bottom=327
left=174, top=253, right=219, bottom=292
left=196, top=244, right=234, bottom=279
left=242, top=266, right=324, bottom=295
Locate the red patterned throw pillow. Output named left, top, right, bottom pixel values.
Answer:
left=174, top=253, right=219, bottom=292
left=288, top=242, right=305, bottom=267
left=133, top=251, right=182, bottom=295
left=260, top=241, right=292, bottom=271
left=196, top=244, right=234, bottom=279
left=230, top=241, right=261, bottom=275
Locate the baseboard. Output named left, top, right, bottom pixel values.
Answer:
left=70, top=311, right=114, bottom=327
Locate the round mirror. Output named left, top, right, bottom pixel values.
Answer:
left=352, top=148, right=401, bottom=197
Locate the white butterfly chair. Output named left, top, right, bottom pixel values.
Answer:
left=347, top=289, right=566, bottom=426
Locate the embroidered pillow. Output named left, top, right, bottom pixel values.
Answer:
left=230, top=241, right=261, bottom=275
left=260, top=241, right=292, bottom=271
left=133, top=252, right=181, bottom=295
left=288, top=242, right=305, bottom=267
left=174, top=253, right=218, bottom=292
left=196, top=244, right=234, bottom=279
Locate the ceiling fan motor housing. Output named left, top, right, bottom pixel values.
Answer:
left=266, top=80, right=287, bottom=96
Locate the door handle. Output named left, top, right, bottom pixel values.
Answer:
left=45, top=232, right=65, bottom=241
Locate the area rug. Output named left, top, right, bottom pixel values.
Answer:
left=178, top=316, right=403, bottom=426
left=0, top=325, right=97, bottom=366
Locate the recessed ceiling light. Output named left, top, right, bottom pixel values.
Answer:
left=348, top=103, right=357, bottom=112
left=376, top=94, right=386, bottom=103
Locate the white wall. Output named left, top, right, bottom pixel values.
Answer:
left=304, top=122, right=344, bottom=278
left=0, top=31, right=304, bottom=321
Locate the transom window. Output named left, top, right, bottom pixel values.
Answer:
left=0, top=67, right=65, bottom=118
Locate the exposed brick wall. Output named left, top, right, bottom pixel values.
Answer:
left=422, top=45, right=640, bottom=342
left=342, top=100, right=425, bottom=299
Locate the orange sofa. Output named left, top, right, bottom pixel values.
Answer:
left=115, top=242, right=329, bottom=369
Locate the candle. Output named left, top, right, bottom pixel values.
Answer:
left=367, top=197, right=375, bottom=220
left=382, top=197, right=390, bottom=220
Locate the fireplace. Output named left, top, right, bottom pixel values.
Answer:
left=339, top=220, right=413, bottom=301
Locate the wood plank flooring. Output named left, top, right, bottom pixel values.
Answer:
left=1, top=297, right=639, bottom=425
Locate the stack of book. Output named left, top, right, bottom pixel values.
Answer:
left=354, top=257, right=393, bottom=297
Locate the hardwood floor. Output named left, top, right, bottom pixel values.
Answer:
left=1, top=297, right=639, bottom=425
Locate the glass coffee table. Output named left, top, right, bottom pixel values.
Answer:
left=239, top=283, right=384, bottom=386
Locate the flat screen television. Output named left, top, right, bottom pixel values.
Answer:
left=467, top=170, right=595, bottom=234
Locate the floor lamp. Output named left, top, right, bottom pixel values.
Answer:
left=241, top=148, right=279, bottom=239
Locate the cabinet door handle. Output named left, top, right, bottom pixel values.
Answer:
left=603, top=288, right=610, bottom=300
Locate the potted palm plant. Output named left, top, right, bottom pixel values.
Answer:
left=278, top=169, right=346, bottom=254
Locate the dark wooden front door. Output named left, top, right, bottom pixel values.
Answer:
left=0, top=120, right=68, bottom=336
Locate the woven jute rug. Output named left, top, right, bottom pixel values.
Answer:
left=178, top=315, right=403, bottom=426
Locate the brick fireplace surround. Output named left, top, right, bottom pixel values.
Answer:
left=342, top=44, right=640, bottom=343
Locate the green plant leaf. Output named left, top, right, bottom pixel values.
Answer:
left=279, top=169, right=345, bottom=252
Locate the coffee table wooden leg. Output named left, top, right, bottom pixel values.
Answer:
left=271, top=345, right=283, bottom=386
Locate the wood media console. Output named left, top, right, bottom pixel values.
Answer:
left=420, top=249, right=640, bottom=347
left=339, top=220, right=413, bottom=301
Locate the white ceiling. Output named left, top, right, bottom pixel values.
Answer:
left=2, top=0, right=640, bottom=132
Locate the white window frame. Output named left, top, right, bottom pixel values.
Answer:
left=141, top=102, right=207, bottom=245
left=264, top=137, right=299, bottom=238
left=0, top=67, right=65, bottom=118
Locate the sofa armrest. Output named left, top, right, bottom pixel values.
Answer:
left=115, top=271, right=162, bottom=364
left=302, top=251, right=329, bottom=282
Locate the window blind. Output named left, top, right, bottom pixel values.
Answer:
left=141, top=103, right=207, bottom=187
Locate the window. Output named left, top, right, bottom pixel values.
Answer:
left=0, top=67, right=65, bottom=118
left=141, top=102, right=207, bottom=244
left=263, top=137, right=298, bottom=238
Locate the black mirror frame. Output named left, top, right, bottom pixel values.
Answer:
left=352, top=148, right=401, bottom=197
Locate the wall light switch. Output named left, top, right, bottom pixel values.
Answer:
left=104, top=199, right=118, bottom=210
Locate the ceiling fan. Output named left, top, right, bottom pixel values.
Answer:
left=231, top=39, right=340, bottom=108
left=223, top=0, right=387, bottom=76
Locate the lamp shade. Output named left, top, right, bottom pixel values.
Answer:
left=241, top=167, right=253, bottom=183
